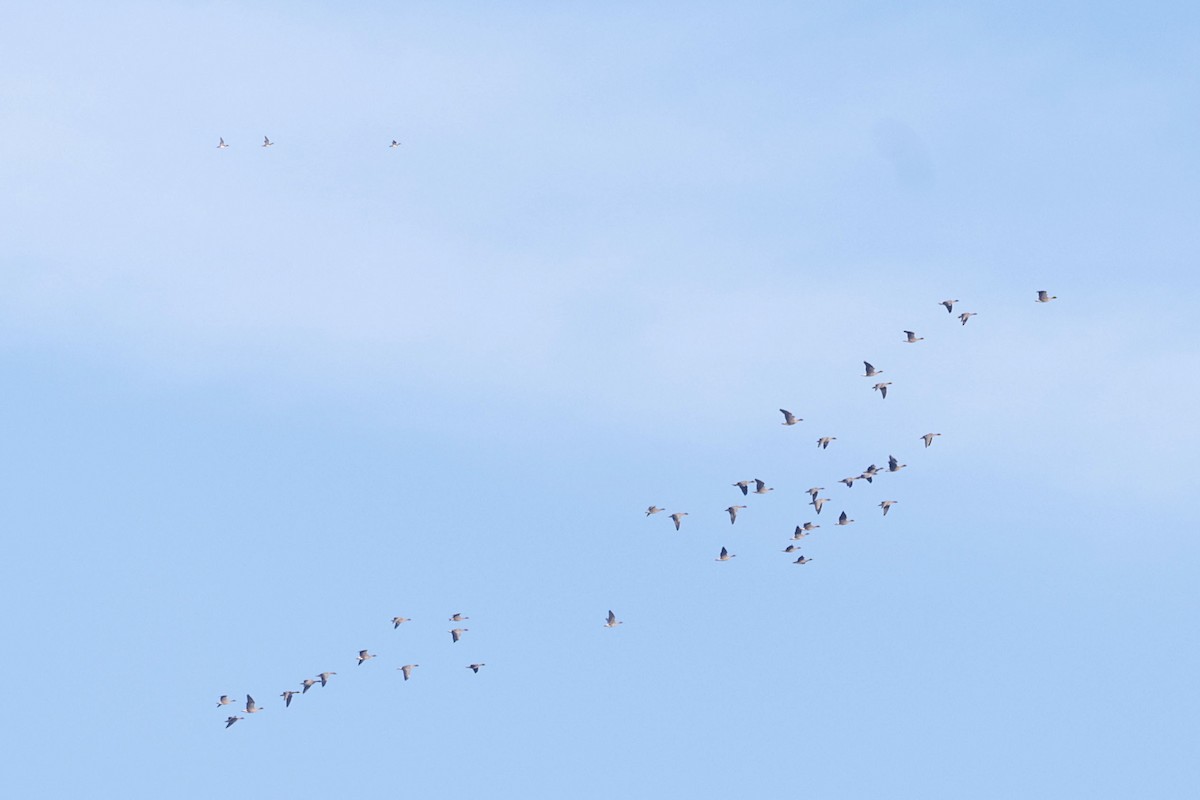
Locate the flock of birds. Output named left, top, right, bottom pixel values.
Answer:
left=216, top=290, right=1057, bottom=729
left=216, top=136, right=402, bottom=149
left=217, top=613, right=486, bottom=728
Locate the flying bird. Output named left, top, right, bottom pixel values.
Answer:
left=715, top=546, right=736, bottom=561
left=836, top=511, right=855, bottom=526
left=244, top=695, right=263, bottom=714
left=392, top=616, right=411, bottom=628
left=732, top=480, right=751, bottom=496
left=318, top=672, right=336, bottom=686
left=450, top=613, right=469, bottom=622
left=604, top=610, right=622, bottom=628
left=817, top=436, right=836, bottom=449
left=959, top=312, right=976, bottom=326
left=921, top=433, right=942, bottom=448
left=450, top=628, right=469, bottom=643
left=280, top=690, right=297, bottom=707
left=467, top=663, right=486, bottom=673
left=860, top=464, right=882, bottom=482
left=216, top=695, right=235, bottom=708
left=806, top=487, right=824, bottom=502
left=1036, top=290, right=1057, bottom=303
left=357, top=650, right=377, bottom=665
left=811, top=496, right=830, bottom=515
left=216, top=137, right=228, bottom=149
left=779, top=409, right=802, bottom=426
left=887, top=455, right=907, bottom=472
left=879, top=500, right=898, bottom=516
left=301, top=679, right=318, bottom=694
left=389, top=140, right=402, bottom=148
left=903, top=330, right=924, bottom=343
left=863, top=361, right=883, bottom=377
left=224, top=715, right=243, bottom=728
left=799, top=522, right=819, bottom=532
left=793, top=555, right=813, bottom=565
left=669, top=512, right=688, bottom=530
left=725, top=505, right=747, bottom=524
left=645, top=506, right=665, bottom=516
left=839, top=476, right=857, bottom=488
left=398, top=664, right=419, bottom=681
left=752, top=479, right=774, bottom=495
left=783, top=544, right=803, bottom=553
left=940, top=299, right=958, bottom=313
left=873, top=382, right=892, bottom=399
left=262, top=136, right=274, bottom=147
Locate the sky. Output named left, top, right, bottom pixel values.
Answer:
left=2, top=1, right=1199, bottom=797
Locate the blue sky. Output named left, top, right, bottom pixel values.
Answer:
left=3, top=2, right=1199, bottom=797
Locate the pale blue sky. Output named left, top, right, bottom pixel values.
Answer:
left=2, top=2, right=1199, bottom=797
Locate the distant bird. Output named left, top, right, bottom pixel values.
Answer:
left=389, top=140, right=402, bottom=148
left=604, top=610, right=622, bottom=628
left=783, top=544, right=802, bottom=553
left=903, top=330, right=924, bottom=344
left=715, top=546, right=736, bottom=561
left=1036, top=290, right=1057, bottom=303
left=800, top=522, right=820, bottom=532
left=752, top=478, right=774, bottom=495
left=467, top=663, right=486, bottom=673
left=357, top=650, right=377, bottom=665
left=860, top=464, right=882, bottom=482
left=791, top=528, right=809, bottom=541
left=262, top=136, right=274, bottom=147
left=873, top=382, right=893, bottom=399
left=318, top=672, right=336, bottom=687
left=224, top=715, right=243, bottom=728
left=450, top=628, right=468, bottom=643
left=921, top=433, right=942, bottom=448
left=806, top=487, right=825, bottom=502
left=811, top=497, right=830, bottom=515
left=959, top=312, right=976, bottom=326
left=836, top=511, right=855, bottom=526
left=450, top=613, right=469, bottom=622
left=216, top=695, right=235, bottom=708
left=840, top=476, right=857, bottom=488
left=725, top=505, right=747, bottom=524
left=398, top=664, right=419, bottom=681
left=301, top=679, right=318, bottom=694
left=217, top=137, right=228, bottom=149
left=879, top=500, right=898, bottom=516
left=645, top=506, right=665, bottom=516
left=392, top=616, right=411, bottom=628
left=732, top=480, right=751, bottom=496
left=793, top=555, right=813, bottom=565
left=887, top=454, right=906, bottom=472
left=940, top=299, right=959, bottom=314
left=244, top=695, right=263, bottom=714
left=280, top=690, right=297, bottom=708
left=817, top=436, right=836, bottom=449
left=863, top=361, right=883, bottom=377
left=779, top=409, right=802, bottom=426
left=669, top=512, right=688, bottom=530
